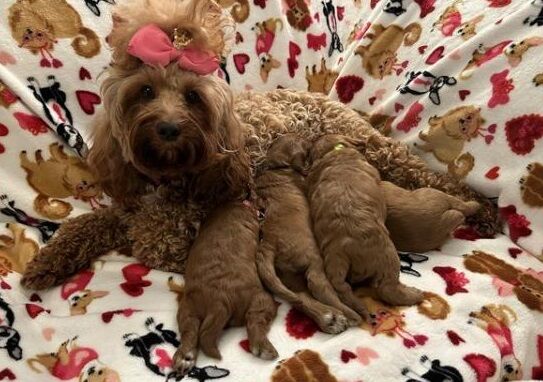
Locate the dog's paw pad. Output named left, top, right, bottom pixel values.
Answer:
left=21, top=270, right=59, bottom=290
left=173, top=350, right=196, bottom=376
left=251, top=339, right=278, bottom=360
left=320, top=311, right=348, bottom=334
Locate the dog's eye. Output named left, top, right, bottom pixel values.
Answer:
left=185, top=90, right=201, bottom=104
left=140, top=85, right=155, bottom=100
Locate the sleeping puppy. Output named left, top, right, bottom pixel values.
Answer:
left=173, top=200, right=278, bottom=376
left=307, top=134, right=424, bottom=318
left=382, top=181, right=481, bottom=253
left=256, top=134, right=360, bottom=334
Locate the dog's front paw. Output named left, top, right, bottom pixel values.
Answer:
left=173, top=349, right=196, bottom=376
left=250, top=338, right=278, bottom=360
left=21, top=265, right=60, bottom=290
left=318, top=310, right=349, bottom=334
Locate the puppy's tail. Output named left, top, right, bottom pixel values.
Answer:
left=198, top=308, right=229, bottom=360
left=34, top=195, right=72, bottom=220
left=231, top=0, right=249, bottom=23
left=73, top=27, right=101, bottom=58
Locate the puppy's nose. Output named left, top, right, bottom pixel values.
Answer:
left=156, top=122, right=180, bottom=141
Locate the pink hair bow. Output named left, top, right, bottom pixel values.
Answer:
left=127, top=24, right=219, bottom=75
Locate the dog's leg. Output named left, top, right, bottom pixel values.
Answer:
left=306, top=261, right=361, bottom=325
left=256, top=247, right=349, bottom=334
left=376, top=282, right=425, bottom=306
left=21, top=208, right=128, bottom=290
left=173, top=301, right=201, bottom=376
left=324, top=255, right=370, bottom=321
left=445, top=196, right=481, bottom=216
left=245, top=291, right=278, bottom=360
left=197, top=305, right=229, bottom=360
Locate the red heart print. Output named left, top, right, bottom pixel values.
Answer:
left=0, top=280, right=10, bottom=290
left=235, top=32, right=243, bottom=44
left=464, top=354, right=497, bottom=382
left=335, top=75, right=364, bottom=103
left=459, top=90, right=471, bottom=101
left=337, top=6, right=345, bottom=20
left=285, top=308, right=318, bottom=339
left=239, top=339, right=251, bottom=353
left=233, top=54, right=250, bottom=74
left=485, top=135, right=494, bottom=144
left=341, top=350, right=356, bottom=363
left=453, top=226, right=482, bottom=241
left=13, top=112, right=48, bottom=135
left=254, top=0, right=266, bottom=8
left=76, top=90, right=101, bottom=115
left=426, top=46, right=445, bottom=65
left=418, top=45, right=428, bottom=54
left=287, top=41, right=302, bottom=78
left=485, top=166, right=500, bottom=180
left=25, top=303, right=50, bottom=319
left=395, top=103, right=404, bottom=112
left=29, top=293, right=42, bottom=302
left=79, top=67, right=92, bottom=81
left=414, top=335, right=428, bottom=345
left=0, top=368, right=16, bottom=381
left=368, top=96, right=377, bottom=106
left=120, top=263, right=152, bottom=297
left=101, top=308, right=139, bottom=323
left=0, top=124, right=8, bottom=137
left=487, top=124, right=497, bottom=134
left=508, top=248, right=522, bottom=258
left=447, top=330, right=465, bottom=345
left=307, top=33, right=327, bottom=51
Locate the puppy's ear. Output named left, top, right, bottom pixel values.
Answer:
left=87, top=114, right=147, bottom=206
left=428, top=115, right=441, bottom=126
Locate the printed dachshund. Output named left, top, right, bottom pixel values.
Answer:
left=8, top=0, right=101, bottom=67
left=27, top=336, right=120, bottom=381
left=415, top=106, right=488, bottom=179
left=254, top=18, right=283, bottom=82
left=0, top=223, right=38, bottom=275
left=504, top=36, right=543, bottom=67
left=355, top=23, right=421, bottom=79
left=20, top=143, right=105, bottom=220
left=520, top=162, right=543, bottom=207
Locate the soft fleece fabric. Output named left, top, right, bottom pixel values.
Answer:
left=0, top=0, right=542, bottom=381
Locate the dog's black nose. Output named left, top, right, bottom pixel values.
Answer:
left=156, top=122, right=180, bottom=141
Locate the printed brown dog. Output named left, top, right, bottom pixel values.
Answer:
left=8, top=0, right=100, bottom=62
left=355, top=23, right=421, bottom=79
left=256, top=134, right=360, bottom=334
left=174, top=201, right=277, bottom=376
left=271, top=349, right=338, bottom=382
left=505, top=37, right=543, bottom=67
left=520, top=162, right=543, bottom=207
left=0, top=223, right=38, bottom=275
left=20, top=143, right=104, bottom=219
left=217, top=0, right=250, bottom=23
left=307, top=135, right=424, bottom=318
left=416, top=106, right=486, bottom=179
left=305, top=58, right=339, bottom=94
left=455, top=15, right=484, bottom=41
left=285, top=0, right=312, bottom=31
left=382, top=181, right=480, bottom=252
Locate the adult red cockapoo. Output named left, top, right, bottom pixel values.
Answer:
left=21, top=0, right=498, bottom=290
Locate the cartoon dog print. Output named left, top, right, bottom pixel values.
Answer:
left=27, top=336, right=120, bottom=381
left=0, top=195, right=59, bottom=242
left=124, top=317, right=180, bottom=377
left=355, top=23, right=421, bottom=79
left=524, top=0, right=543, bottom=27
left=0, top=223, right=38, bottom=275
left=217, top=0, right=250, bottom=23
left=432, top=0, right=462, bottom=36
left=520, top=162, right=543, bottom=207
left=20, top=143, right=105, bottom=220
left=397, top=70, right=457, bottom=105
left=455, top=15, right=484, bottom=41
left=460, top=40, right=512, bottom=79
left=285, top=0, right=312, bottom=31
left=253, top=18, right=283, bottom=82
left=0, top=296, right=22, bottom=361
left=83, top=0, right=115, bottom=17
left=166, top=365, right=230, bottom=382
left=271, top=349, right=338, bottom=382
left=468, top=304, right=523, bottom=381
left=464, top=250, right=543, bottom=312
left=61, top=271, right=108, bottom=316
left=8, top=0, right=101, bottom=67
left=402, top=355, right=463, bottom=382
left=415, top=106, right=488, bottom=179
left=305, top=58, right=339, bottom=94
left=504, top=37, right=543, bottom=67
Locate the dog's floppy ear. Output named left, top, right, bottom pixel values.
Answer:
left=428, top=115, right=441, bottom=126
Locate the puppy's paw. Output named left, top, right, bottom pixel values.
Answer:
left=318, top=310, right=349, bottom=334
left=251, top=338, right=278, bottom=360
left=21, top=267, right=60, bottom=290
left=173, top=349, right=196, bottom=376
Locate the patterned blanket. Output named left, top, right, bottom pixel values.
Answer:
left=0, top=0, right=542, bottom=381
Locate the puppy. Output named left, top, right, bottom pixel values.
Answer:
left=174, top=200, right=277, bottom=376
left=382, top=181, right=481, bottom=253
left=256, top=134, right=360, bottom=334
left=307, top=135, right=424, bottom=317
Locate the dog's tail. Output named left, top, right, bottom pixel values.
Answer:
left=403, top=23, right=422, bottom=46
left=447, top=152, right=475, bottom=179
left=34, top=195, right=72, bottom=220
left=72, top=27, right=101, bottom=58
left=231, top=0, right=249, bottom=23
left=198, top=309, right=229, bottom=360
